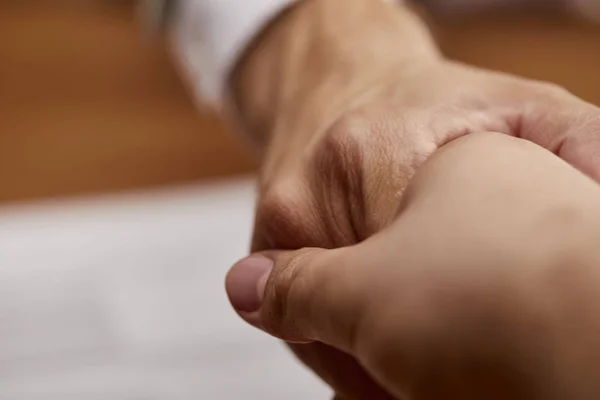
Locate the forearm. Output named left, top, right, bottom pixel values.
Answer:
left=230, top=0, right=441, bottom=148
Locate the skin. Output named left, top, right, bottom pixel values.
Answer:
left=228, top=132, right=600, bottom=399
left=227, top=0, right=600, bottom=398
left=231, top=0, right=600, bottom=253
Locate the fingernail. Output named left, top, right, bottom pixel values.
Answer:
left=226, top=254, right=273, bottom=313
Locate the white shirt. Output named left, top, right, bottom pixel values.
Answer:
left=159, top=0, right=599, bottom=109
left=168, top=0, right=298, bottom=108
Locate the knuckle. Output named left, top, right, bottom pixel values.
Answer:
left=311, top=116, right=371, bottom=243
left=530, top=80, right=573, bottom=100
left=316, top=112, right=406, bottom=171
left=312, top=112, right=414, bottom=240
left=324, top=115, right=369, bottom=151
left=311, top=114, right=388, bottom=205
left=574, top=108, right=600, bottom=133
left=254, top=184, right=308, bottom=251
left=314, top=115, right=370, bottom=176
left=260, top=184, right=296, bottom=218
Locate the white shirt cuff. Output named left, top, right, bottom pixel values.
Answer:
left=170, top=0, right=298, bottom=108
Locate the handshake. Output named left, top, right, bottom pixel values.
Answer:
left=224, top=0, right=600, bottom=398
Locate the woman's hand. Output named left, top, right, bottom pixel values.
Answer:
left=227, top=132, right=600, bottom=400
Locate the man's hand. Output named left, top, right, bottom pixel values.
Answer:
left=233, top=0, right=600, bottom=251
left=228, top=133, right=600, bottom=399
left=230, top=0, right=600, bottom=398
left=248, top=60, right=600, bottom=252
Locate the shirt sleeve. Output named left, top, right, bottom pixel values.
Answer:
left=169, top=0, right=298, bottom=108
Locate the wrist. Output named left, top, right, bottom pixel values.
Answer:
left=230, top=0, right=441, bottom=149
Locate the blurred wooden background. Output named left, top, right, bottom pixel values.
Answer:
left=0, top=2, right=599, bottom=203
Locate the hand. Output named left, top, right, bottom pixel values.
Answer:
left=227, top=132, right=600, bottom=400
left=233, top=0, right=600, bottom=252
left=249, top=60, right=600, bottom=251
left=230, top=0, right=600, bottom=398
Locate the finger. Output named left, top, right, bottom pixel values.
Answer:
left=557, top=116, right=600, bottom=183
left=519, top=86, right=600, bottom=182
left=225, top=247, right=364, bottom=353
left=225, top=250, right=395, bottom=400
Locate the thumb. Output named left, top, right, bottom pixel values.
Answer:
left=225, top=247, right=364, bottom=352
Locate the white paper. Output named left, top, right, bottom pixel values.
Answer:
left=0, top=179, right=328, bottom=399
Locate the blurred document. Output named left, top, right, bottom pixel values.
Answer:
left=0, top=179, right=327, bottom=400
